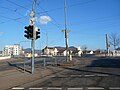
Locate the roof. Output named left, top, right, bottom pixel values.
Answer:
left=57, top=49, right=65, bottom=53
left=43, top=46, right=82, bottom=53
left=44, top=46, right=54, bottom=49
left=72, top=50, right=80, bottom=53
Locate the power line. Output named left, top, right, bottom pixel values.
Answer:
left=29, top=0, right=61, bottom=29
left=68, top=0, right=96, bottom=8
left=31, top=0, right=97, bottom=30
left=0, top=14, right=27, bottom=24
left=0, top=6, right=28, bottom=17
left=30, top=0, right=62, bottom=29
left=0, top=15, right=26, bottom=24
left=6, top=0, right=29, bottom=10
left=36, top=0, right=96, bottom=14
left=38, top=5, right=61, bottom=29
left=0, top=5, right=29, bottom=24
left=67, top=15, right=120, bottom=27
left=34, top=0, right=96, bottom=30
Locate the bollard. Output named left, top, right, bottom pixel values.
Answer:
left=24, top=59, right=25, bottom=73
left=43, top=58, right=46, bottom=69
left=54, top=57, right=57, bottom=66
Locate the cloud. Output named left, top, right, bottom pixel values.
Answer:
left=25, top=10, right=30, bottom=16
left=40, top=16, right=51, bottom=24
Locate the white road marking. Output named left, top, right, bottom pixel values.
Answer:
left=88, top=87, right=104, bottom=89
left=97, top=74, right=109, bottom=77
left=29, top=88, right=43, bottom=90
left=47, top=87, right=62, bottom=90
left=68, top=87, right=83, bottom=90
left=48, top=75, right=67, bottom=78
left=58, top=75, right=68, bottom=77
left=48, top=75, right=56, bottom=77
left=12, top=87, right=24, bottom=89
left=70, top=75, right=82, bottom=77
left=48, top=74, right=109, bottom=78
left=84, top=75, right=95, bottom=77
left=109, top=87, right=120, bottom=89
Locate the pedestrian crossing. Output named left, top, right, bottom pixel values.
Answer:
left=48, top=74, right=109, bottom=78
left=12, top=87, right=120, bottom=90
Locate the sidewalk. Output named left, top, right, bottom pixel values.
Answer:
left=0, top=66, right=64, bottom=90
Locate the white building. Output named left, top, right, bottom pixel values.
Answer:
left=113, top=50, right=120, bottom=56
left=43, top=46, right=58, bottom=56
left=2, top=44, right=22, bottom=56
left=43, top=46, right=83, bottom=56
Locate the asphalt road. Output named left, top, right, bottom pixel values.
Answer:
left=21, top=57, right=120, bottom=90
left=23, top=67, right=120, bottom=90
left=0, top=56, right=120, bottom=90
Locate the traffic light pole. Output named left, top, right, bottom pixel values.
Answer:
left=31, top=38, right=35, bottom=74
left=24, top=0, right=40, bottom=74
left=30, top=0, right=36, bottom=74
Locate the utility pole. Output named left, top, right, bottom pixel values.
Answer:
left=30, top=0, right=36, bottom=74
left=62, top=0, right=71, bottom=62
left=106, top=34, right=109, bottom=56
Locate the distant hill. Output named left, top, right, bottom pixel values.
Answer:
left=54, top=46, right=77, bottom=50
left=23, top=48, right=42, bottom=54
left=69, top=46, right=77, bottom=49
left=54, top=46, right=65, bottom=50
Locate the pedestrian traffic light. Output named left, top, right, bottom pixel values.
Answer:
left=24, top=25, right=33, bottom=39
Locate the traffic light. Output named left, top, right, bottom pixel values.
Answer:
left=36, top=28, right=40, bottom=39
left=24, top=25, right=33, bottom=39
left=34, top=27, right=40, bottom=39
left=24, top=26, right=29, bottom=39
left=29, top=25, right=33, bottom=39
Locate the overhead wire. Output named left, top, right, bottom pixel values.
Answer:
left=68, top=0, right=96, bottom=8
left=35, top=0, right=97, bottom=30
left=28, top=0, right=62, bottom=29
left=0, top=0, right=31, bottom=24
left=31, top=0, right=61, bottom=29
left=39, top=6, right=61, bottom=29
left=0, top=15, right=26, bottom=24
left=6, top=0, right=29, bottom=10
left=0, top=8, right=28, bottom=24
left=2, top=0, right=97, bottom=28
left=36, top=0, right=96, bottom=14
left=68, top=15, right=120, bottom=27
left=0, top=6, right=28, bottom=17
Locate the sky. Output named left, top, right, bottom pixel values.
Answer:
left=0, top=0, right=120, bottom=50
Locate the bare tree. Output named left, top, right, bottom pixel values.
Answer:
left=109, top=33, right=120, bottom=49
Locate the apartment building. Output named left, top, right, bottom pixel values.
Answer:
left=2, top=44, right=22, bottom=56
